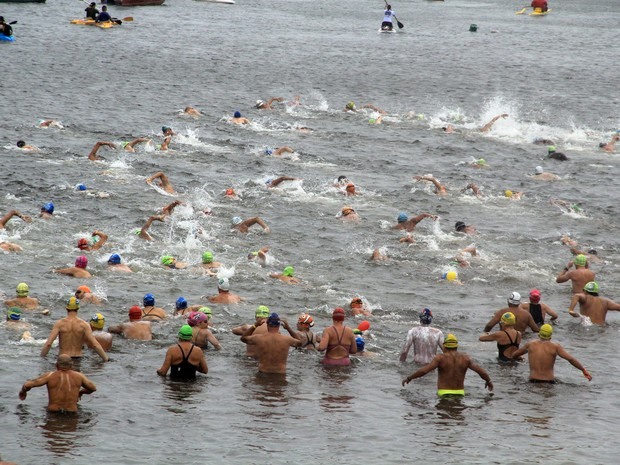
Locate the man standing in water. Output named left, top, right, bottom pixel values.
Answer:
left=483, top=292, right=539, bottom=334
left=556, top=254, right=595, bottom=294
left=233, top=305, right=271, bottom=357
left=567, top=281, right=620, bottom=326
left=399, top=308, right=444, bottom=365
left=40, top=297, right=108, bottom=362
left=402, top=334, right=493, bottom=397
left=510, top=324, right=591, bottom=383
left=19, top=354, right=97, bottom=413
left=240, top=313, right=302, bottom=374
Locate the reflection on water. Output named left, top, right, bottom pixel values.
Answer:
left=251, top=372, right=289, bottom=409
left=39, top=410, right=95, bottom=458
left=161, top=377, right=207, bottom=413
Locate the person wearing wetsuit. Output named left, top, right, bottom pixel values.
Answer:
left=157, top=325, right=207, bottom=381
left=479, top=312, right=522, bottom=363
left=318, top=308, right=357, bottom=365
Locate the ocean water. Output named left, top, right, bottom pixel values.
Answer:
left=1, top=0, right=620, bottom=463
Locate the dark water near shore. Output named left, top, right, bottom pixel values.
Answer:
left=1, top=0, right=620, bottom=463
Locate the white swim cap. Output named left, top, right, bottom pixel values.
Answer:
left=535, top=166, right=544, bottom=175
left=508, top=292, right=521, bottom=305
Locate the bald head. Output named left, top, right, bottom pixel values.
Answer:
left=57, top=354, right=73, bottom=369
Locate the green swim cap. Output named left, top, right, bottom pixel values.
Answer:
left=161, top=255, right=175, bottom=266
left=256, top=305, right=270, bottom=318
left=202, top=251, right=214, bottom=264
left=346, top=101, right=355, bottom=110
left=574, top=254, right=587, bottom=267
left=178, top=324, right=193, bottom=341
left=7, top=307, right=22, bottom=321
left=583, top=281, right=599, bottom=295
left=198, top=306, right=212, bottom=316
left=134, top=229, right=142, bottom=235
left=282, top=266, right=294, bottom=277
left=368, top=118, right=376, bottom=124
left=477, top=158, right=487, bottom=166
left=547, top=145, right=556, bottom=153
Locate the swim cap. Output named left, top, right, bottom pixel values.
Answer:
left=539, top=324, right=553, bottom=340
left=77, top=285, right=91, bottom=294
left=42, top=202, right=54, bottom=214
left=574, top=254, right=587, bottom=267
left=477, top=158, right=487, bottom=166
left=504, top=190, right=513, bottom=198
left=76, top=184, right=87, bottom=191
left=77, top=238, right=90, bottom=250
left=419, top=308, right=433, bottom=325
left=443, top=333, right=458, bottom=349
left=501, top=312, right=516, bottom=326
left=202, top=251, right=214, bottom=264
left=588, top=248, right=597, bottom=256
left=225, top=188, right=235, bottom=196
left=129, top=305, right=142, bottom=320
left=264, top=148, right=274, bottom=156
left=529, top=289, right=541, bottom=304
left=16, top=282, right=29, bottom=297
left=161, top=126, right=171, bottom=134
left=445, top=270, right=458, bottom=282
left=353, top=329, right=362, bottom=335
left=337, top=175, right=348, bottom=182
left=282, top=266, right=294, bottom=277
left=233, top=111, right=241, bottom=118
left=298, top=313, right=314, bottom=327
left=547, top=145, right=556, bottom=153
left=535, top=166, right=544, bottom=175
left=346, top=101, right=356, bottom=110
left=583, top=281, right=599, bottom=295
left=90, top=313, right=105, bottom=330
left=455, top=221, right=466, bottom=232
left=75, top=255, right=88, bottom=269
left=231, top=216, right=243, bottom=226
left=108, top=253, right=121, bottom=265
left=66, top=296, right=80, bottom=311
left=507, top=292, right=521, bottom=305
left=143, top=293, right=155, bottom=306
left=346, top=183, right=355, bottom=192
left=256, top=305, right=270, bottom=318
left=398, top=212, right=408, bottom=223
left=368, top=118, right=376, bottom=124
left=218, top=278, right=230, bottom=291
left=178, top=324, right=194, bottom=341
left=341, top=206, right=354, bottom=215
left=267, top=312, right=281, bottom=327
left=356, top=336, right=365, bottom=352
left=176, top=297, right=188, bottom=310
left=188, top=311, right=208, bottom=326
left=198, top=306, right=212, bottom=316
left=17, top=140, right=26, bottom=148
left=256, top=100, right=265, bottom=108
left=7, top=307, right=22, bottom=321
left=358, top=320, right=370, bottom=332
left=332, top=307, right=345, bottom=321
left=161, top=255, right=175, bottom=266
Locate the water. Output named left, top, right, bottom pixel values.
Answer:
left=1, top=0, right=620, bottom=463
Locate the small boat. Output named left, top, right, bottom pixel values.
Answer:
left=106, top=0, right=164, bottom=5
left=195, top=0, right=235, bottom=4
left=70, top=19, right=119, bottom=28
left=378, top=26, right=397, bottom=33
left=0, top=34, right=15, bottom=42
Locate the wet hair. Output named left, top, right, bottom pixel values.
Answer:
left=455, top=221, right=466, bottom=232
left=16, top=140, right=25, bottom=148
left=387, top=4, right=391, bottom=9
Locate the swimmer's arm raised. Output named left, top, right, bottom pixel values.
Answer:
left=91, top=230, right=108, bottom=250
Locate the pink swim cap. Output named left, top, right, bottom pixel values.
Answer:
left=75, top=255, right=88, bottom=269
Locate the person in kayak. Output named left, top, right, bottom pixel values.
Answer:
left=0, top=17, right=13, bottom=37
left=96, top=5, right=111, bottom=22
left=530, top=0, right=548, bottom=12
left=381, top=5, right=396, bottom=31
left=85, top=2, right=99, bottom=20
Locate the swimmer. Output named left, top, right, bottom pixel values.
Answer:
left=368, top=115, right=384, bottom=125
left=39, top=202, right=54, bottom=219
left=187, top=311, right=221, bottom=350
left=296, top=313, right=320, bottom=350
left=122, top=137, right=151, bottom=153
left=248, top=246, right=270, bottom=267
left=533, top=166, right=560, bottom=181
left=141, top=293, right=167, bottom=321
left=371, top=248, right=388, bottom=261
left=232, top=305, right=271, bottom=357
left=224, top=188, right=240, bottom=200
left=520, top=289, right=558, bottom=326
left=509, top=324, right=592, bottom=383
left=402, top=334, right=493, bottom=396
left=137, top=214, right=165, bottom=241
left=266, top=176, right=299, bottom=188
left=88, top=313, right=112, bottom=351
left=270, top=266, right=301, bottom=284
left=479, top=312, right=522, bottom=363
left=54, top=256, right=91, bottom=279
left=0, top=240, right=23, bottom=252
left=40, top=297, right=108, bottom=361
left=231, top=111, right=250, bottom=125
left=335, top=175, right=351, bottom=187
left=16, top=140, right=39, bottom=151
left=483, top=292, right=539, bottom=334
left=350, top=297, right=372, bottom=316
left=76, top=230, right=108, bottom=251
left=547, top=145, right=569, bottom=161
left=161, top=255, right=188, bottom=270
left=413, top=175, right=447, bottom=195
left=231, top=216, right=270, bottom=233
left=339, top=206, right=361, bottom=221
left=183, top=106, right=202, bottom=117
left=6, top=308, right=32, bottom=333
left=567, top=281, right=620, bottom=325
left=108, top=306, right=153, bottom=340
left=87, top=141, right=116, bottom=161
left=0, top=210, right=32, bottom=229
left=157, top=325, right=208, bottom=381
left=392, top=212, right=437, bottom=232
left=550, top=198, right=583, bottom=214
left=400, top=308, right=444, bottom=365
left=74, top=285, right=102, bottom=305
left=504, top=190, right=523, bottom=200
left=206, top=278, right=244, bottom=304
left=556, top=254, right=595, bottom=294
left=469, top=158, right=489, bottom=169
left=599, top=134, right=620, bottom=153
left=451, top=245, right=477, bottom=267
left=37, top=119, right=63, bottom=129
left=107, top=253, right=132, bottom=272
left=264, top=146, right=295, bottom=157
left=461, top=183, right=483, bottom=197
left=480, top=113, right=508, bottom=132
left=201, top=251, right=222, bottom=274
left=174, top=297, right=194, bottom=316
left=19, top=354, right=98, bottom=413
left=454, top=221, right=476, bottom=235
left=4, top=282, right=40, bottom=310
left=255, top=97, right=284, bottom=110
left=288, top=95, right=302, bottom=106
left=318, top=308, right=357, bottom=366
left=561, top=237, right=601, bottom=263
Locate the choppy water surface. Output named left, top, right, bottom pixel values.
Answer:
left=1, top=0, right=620, bottom=463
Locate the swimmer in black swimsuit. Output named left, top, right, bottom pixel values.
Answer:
left=296, top=313, right=320, bottom=350
left=479, top=312, right=522, bottom=363
left=157, top=325, right=208, bottom=381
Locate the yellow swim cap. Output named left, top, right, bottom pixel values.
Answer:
left=445, top=270, right=458, bottom=282
left=66, top=296, right=80, bottom=311
left=90, top=313, right=105, bottom=330
left=539, top=324, right=553, bottom=340
left=504, top=190, right=513, bottom=198
left=444, top=333, right=458, bottom=349
left=501, top=312, right=516, bottom=326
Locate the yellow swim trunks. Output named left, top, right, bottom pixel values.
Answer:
left=437, top=389, right=465, bottom=397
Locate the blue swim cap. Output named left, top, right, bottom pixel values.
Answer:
left=267, top=312, right=281, bottom=327
left=419, top=308, right=433, bottom=325
left=356, top=336, right=365, bottom=352
left=143, top=293, right=155, bottom=307
left=398, top=212, right=408, bottom=223
left=107, top=253, right=121, bottom=265
left=42, top=202, right=54, bottom=214
left=176, top=297, right=188, bottom=310
left=265, top=148, right=273, bottom=156
left=233, top=111, right=241, bottom=118
left=76, top=184, right=87, bottom=191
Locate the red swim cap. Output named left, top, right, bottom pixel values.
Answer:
left=75, top=255, right=88, bottom=269
left=77, top=238, right=89, bottom=250
left=332, top=307, right=345, bottom=321
left=129, top=305, right=142, bottom=320
left=529, top=289, right=541, bottom=304
left=358, top=320, right=370, bottom=332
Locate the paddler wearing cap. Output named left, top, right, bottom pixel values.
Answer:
left=240, top=313, right=302, bottom=374
left=41, top=297, right=108, bottom=362
left=510, top=324, right=592, bottom=383
left=567, top=281, right=620, bottom=326
left=556, top=254, right=596, bottom=294
left=232, top=305, right=272, bottom=358
left=157, top=325, right=208, bottom=381
left=108, top=306, right=153, bottom=340
left=402, top=334, right=493, bottom=396
left=4, top=283, right=40, bottom=310
left=483, top=292, right=539, bottom=334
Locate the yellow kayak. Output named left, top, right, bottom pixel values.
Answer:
left=530, top=8, right=551, bottom=16
left=70, top=19, right=119, bottom=28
